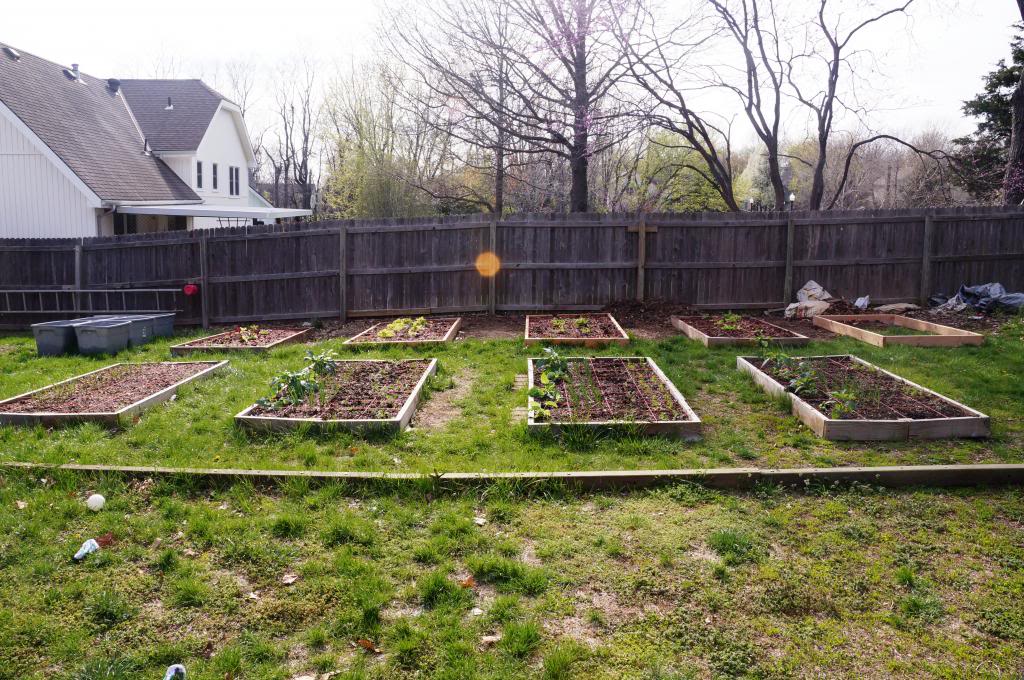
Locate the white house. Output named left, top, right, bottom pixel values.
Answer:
left=0, top=43, right=310, bottom=238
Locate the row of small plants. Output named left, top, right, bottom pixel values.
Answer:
left=549, top=316, right=592, bottom=334
left=257, top=350, right=340, bottom=410
left=378, top=316, right=429, bottom=339
left=527, top=348, right=567, bottom=420
left=760, top=350, right=858, bottom=419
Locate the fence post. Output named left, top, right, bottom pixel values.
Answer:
left=199, top=231, right=210, bottom=329
left=489, top=215, right=498, bottom=314
left=920, top=213, right=934, bottom=306
left=73, top=238, right=83, bottom=313
left=338, top=224, right=348, bottom=322
left=783, top=213, right=796, bottom=303
left=635, top=217, right=647, bottom=302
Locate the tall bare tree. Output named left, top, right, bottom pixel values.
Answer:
left=264, top=59, right=321, bottom=210
left=1005, top=0, right=1024, bottom=203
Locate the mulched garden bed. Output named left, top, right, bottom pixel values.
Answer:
left=672, top=315, right=808, bottom=346
left=0, top=361, right=226, bottom=426
left=170, top=326, right=310, bottom=355
left=236, top=359, right=436, bottom=433
left=344, top=317, right=461, bottom=345
left=525, top=313, right=629, bottom=346
left=527, top=356, right=700, bottom=438
left=737, top=354, right=989, bottom=440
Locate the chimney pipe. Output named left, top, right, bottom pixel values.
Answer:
left=71, top=63, right=79, bottom=80
left=107, top=78, right=120, bottom=93
left=165, top=96, right=174, bottom=111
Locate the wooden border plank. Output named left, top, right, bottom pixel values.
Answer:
left=813, top=314, right=984, bottom=347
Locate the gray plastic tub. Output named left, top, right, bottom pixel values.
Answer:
left=113, top=315, right=155, bottom=347
left=31, top=316, right=118, bottom=356
left=143, top=313, right=176, bottom=337
left=75, top=319, right=132, bottom=355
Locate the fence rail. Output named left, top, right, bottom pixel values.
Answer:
left=1, top=208, right=1023, bottom=328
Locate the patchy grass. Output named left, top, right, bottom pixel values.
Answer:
left=1, top=470, right=1023, bottom=678
left=0, top=318, right=1022, bottom=473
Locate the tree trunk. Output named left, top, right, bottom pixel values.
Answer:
left=569, top=32, right=589, bottom=213
left=570, top=148, right=588, bottom=212
left=1005, top=63, right=1024, bottom=205
left=494, top=143, right=505, bottom=215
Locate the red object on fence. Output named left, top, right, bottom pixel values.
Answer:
left=182, top=283, right=199, bottom=297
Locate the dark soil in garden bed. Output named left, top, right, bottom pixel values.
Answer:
left=0, top=363, right=210, bottom=413
left=757, top=356, right=970, bottom=420
left=679, top=316, right=802, bottom=338
left=603, top=300, right=694, bottom=339
left=182, top=327, right=304, bottom=347
left=533, top=357, right=690, bottom=422
left=351, top=318, right=458, bottom=343
left=528, top=314, right=624, bottom=339
left=249, top=360, right=431, bottom=420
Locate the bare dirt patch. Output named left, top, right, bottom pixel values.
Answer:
left=459, top=313, right=527, bottom=340
left=178, top=327, right=306, bottom=348
left=412, top=369, right=475, bottom=429
left=603, top=300, right=694, bottom=339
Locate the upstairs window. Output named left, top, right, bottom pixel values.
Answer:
left=196, top=161, right=203, bottom=189
left=212, top=163, right=218, bottom=191
left=229, top=166, right=241, bottom=196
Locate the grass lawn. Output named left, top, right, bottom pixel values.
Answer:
left=0, top=317, right=1022, bottom=473
left=1, top=469, right=1022, bottom=679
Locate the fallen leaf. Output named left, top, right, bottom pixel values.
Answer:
left=14, top=500, right=26, bottom=510
left=474, top=516, right=487, bottom=526
left=281, top=572, right=299, bottom=585
left=248, top=591, right=260, bottom=600
left=96, top=532, right=116, bottom=548
left=355, top=638, right=382, bottom=654
left=479, top=634, right=501, bottom=647
left=460, top=575, right=476, bottom=589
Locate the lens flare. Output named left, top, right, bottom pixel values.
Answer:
left=475, top=251, right=501, bottom=277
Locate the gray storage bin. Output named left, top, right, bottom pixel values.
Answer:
left=75, top=319, right=132, bottom=355
left=141, top=313, right=176, bottom=337
left=113, top=315, right=155, bottom=347
left=31, top=316, right=118, bottom=356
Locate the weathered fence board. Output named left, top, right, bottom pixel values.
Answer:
left=1, top=208, right=1022, bottom=327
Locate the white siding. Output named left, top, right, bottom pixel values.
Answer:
left=0, top=113, right=98, bottom=238
left=190, top=107, right=251, bottom=229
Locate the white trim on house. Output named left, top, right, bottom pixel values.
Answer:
left=117, top=204, right=311, bottom=219
left=0, top=98, right=102, bottom=208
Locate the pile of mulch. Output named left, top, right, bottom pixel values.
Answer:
left=528, top=313, right=625, bottom=339
left=758, top=356, right=969, bottom=420
left=181, top=327, right=304, bottom=348
left=350, top=318, right=459, bottom=343
left=250, top=359, right=431, bottom=420
left=1, top=363, right=209, bottom=414
left=677, top=316, right=803, bottom=338
left=603, top=300, right=694, bottom=338
left=534, top=357, right=690, bottom=423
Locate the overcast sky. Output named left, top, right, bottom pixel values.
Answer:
left=2, top=0, right=1020, bottom=142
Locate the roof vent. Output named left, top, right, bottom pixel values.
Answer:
left=165, top=97, right=174, bottom=111
left=63, top=63, right=82, bottom=82
left=107, top=78, right=121, bottom=93
left=2, top=45, right=20, bottom=61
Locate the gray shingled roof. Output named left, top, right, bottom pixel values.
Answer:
left=119, top=79, right=227, bottom=153
left=0, top=45, right=199, bottom=203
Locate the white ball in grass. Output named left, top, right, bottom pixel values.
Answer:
left=86, top=494, right=105, bottom=512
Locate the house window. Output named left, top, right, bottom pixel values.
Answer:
left=229, top=166, right=241, bottom=196
left=196, top=161, right=203, bottom=189
left=212, top=163, right=218, bottom=190
left=168, top=215, right=188, bottom=231
left=114, top=213, right=137, bottom=235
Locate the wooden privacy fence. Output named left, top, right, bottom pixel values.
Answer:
left=1, top=207, right=1023, bottom=327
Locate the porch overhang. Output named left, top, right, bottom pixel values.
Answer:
left=114, top=204, right=312, bottom=219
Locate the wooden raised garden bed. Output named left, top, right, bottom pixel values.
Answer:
left=736, top=354, right=989, bottom=441
left=812, top=314, right=984, bottom=348
left=0, top=360, right=228, bottom=427
left=170, top=326, right=311, bottom=355
left=526, top=355, right=701, bottom=439
left=671, top=315, right=810, bottom=347
left=524, top=313, right=629, bottom=347
left=235, top=358, right=437, bottom=434
left=343, top=317, right=462, bottom=345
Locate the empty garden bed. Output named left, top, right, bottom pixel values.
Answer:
left=672, top=314, right=809, bottom=347
left=0, top=361, right=227, bottom=427
left=344, top=317, right=462, bottom=345
left=527, top=355, right=701, bottom=439
left=812, top=314, right=984, bottom=347
left=737, top=354, right=989, bottom=440
left=236, top=357, right=437, bottom=434
left=525, top=313, right=629, bottom=347
left=170, top=325, right=310, bottom=355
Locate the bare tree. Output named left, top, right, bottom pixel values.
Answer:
left=1005, top=0, right=1024, bottom=204
left=264, top=59, right=321, bottom=210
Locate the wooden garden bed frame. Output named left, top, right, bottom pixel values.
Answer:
left=671, top=315, right=810, bottom=348
left=526, top=356, right=702, bottom=440
left=0, top=360, right=228, bottom=427
left=170, top=328, right=311, bottom=355
left=736, top=354, right=990, bottom=441
left=524, top=313, right=629, bottom=347
left=343, top=318, right=462, bottom=346
left=812, top=314, right=984, bottom=347
left=234, top=358, right=437, bottom=434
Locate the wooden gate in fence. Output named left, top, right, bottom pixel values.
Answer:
left=2, top=208, right=1023, bottom=327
